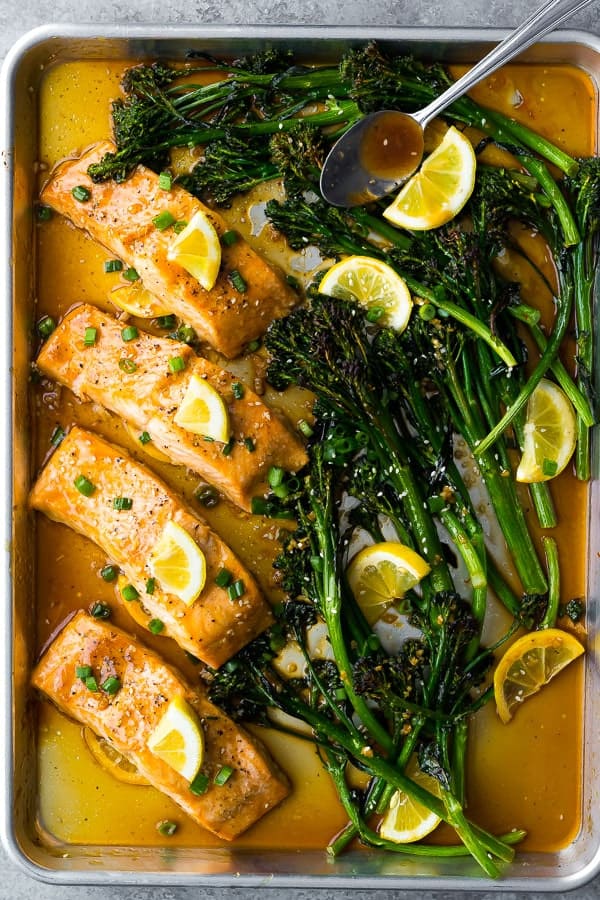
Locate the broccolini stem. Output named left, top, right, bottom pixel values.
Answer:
left=573, top=241, right=596, bottom=480
left=520, top=156, right=580, bottom=247
left=540, top=537, right=560, bottom=629
left=476, top=273, right=574, bottom=456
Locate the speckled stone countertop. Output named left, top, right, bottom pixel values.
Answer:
left=1, top=1, right=599, bottom=898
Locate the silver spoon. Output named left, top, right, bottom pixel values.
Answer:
left=320, top=0, right=595, bottom=207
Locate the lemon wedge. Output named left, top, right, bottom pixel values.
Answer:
left=346, top=541, right=430, bottom=625
left=174, top=373, right=231, bottom=444
left=146, top=695, right=204, bottom=782
left=493, top=628, right=584, bottom=724
left=383, top=126, right=476, bottom=231
left=379, top=755, right=442, bottom=843
left=83, top=727, right=149, bottom=786
left=148, top=520, right=206, bottom=606
left=166, top=210, right=222, bottom=290
left=319, top=256, right=413, bottom=333
left=109, top=283, right=170, bottom=318
left=515, top=378, right=577, bottom=483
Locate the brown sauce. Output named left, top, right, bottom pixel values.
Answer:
left=358, top=110, right=424, bottom=181
left=33, top=58, right=595, bottom=855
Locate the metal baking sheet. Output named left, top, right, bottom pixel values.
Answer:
left=1, top=23, right=600, bottom=890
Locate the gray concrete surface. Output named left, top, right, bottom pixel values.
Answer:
left=1, top=0, right=600, bottom=897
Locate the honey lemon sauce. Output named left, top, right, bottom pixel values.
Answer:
left=33, top=57, right=594, bottom=853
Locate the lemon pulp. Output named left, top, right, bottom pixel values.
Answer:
left=379, top=755, right=442, bottom=843
left=166, top=209, right=222, bottom=290
left=319, top=255, right=413, bottom=333
left=493, top=628, right=584, bottom=724
left=346, top=541, right=430, bottom=625
left=383, top=126, right=476, bottom=231
left=515, top=378, right=577, bottom=483
left=148, top=519, right=206, bottom=606
left=146, top=695, right=204, bottom=782
left=174, top=373, right=231, bottom=444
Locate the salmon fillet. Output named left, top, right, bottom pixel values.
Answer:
left=36, top=304, right=307, bottom=512
left=29, top=426, right=273, bottom=668
left=32, top=612, right=289, bottom=839
left=40, top=141, right=299, bottom=358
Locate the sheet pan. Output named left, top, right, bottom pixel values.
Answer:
left=1, top=23, right=600, bottom=890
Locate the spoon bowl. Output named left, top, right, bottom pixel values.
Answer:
left=320, top=0, right=595, bottom=208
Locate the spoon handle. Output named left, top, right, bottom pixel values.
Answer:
left=415, top=0, right=595, bottom=128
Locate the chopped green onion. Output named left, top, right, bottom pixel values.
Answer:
left=121, top=584, right=139, bottom=602
left=113, top=496, right=133, bottom=511
left=335, top=687, right=347, bottom=702
left=90, top=602, right=111, bottom=619
left=366, top=306, right=385, bottom=323
left=121, top=325, right=139, bottom=342
left=119, top=358, right=137, bottom=374
left=84, top=327, right=98, bottom=346
left=158, top=171, right=173, bottom=191
left=101, top=676, right=121, bottom=695
left=146, top=578, right=156, bottom=595
left=189, top=772, right=209, bottom=795
left=76, top=665, right=93, bottom=680
left=298, top=419, right=314, bottom=438
left=246, top=338, right=261, bottom=352
left=195, top=483, right=219, bottom=508
left=139, top=431, right=152, bottom=445
left=213, top=765, right=234, bottom=786
left=74, top=474, right=95, bottom=497
left=542, top=458, right=559, bottom=477
left=153, top=210, right=176, bottom=231
left=251, top=496, right=270, bottom=516
left=228, top=269, right=247, bottom=293
left=100, top=565, right=118, bottom=582
left=71, top=185, right=91, bottom=202
left=84, top=675, right=99, bottom=692
left=168, top=355, right=186, bottom=374
left=227, top=579, right=245, bottom=601
left=268, top=466, right=284, bottom=489
left=222, top=437, right=234, bottom=457
left=156, top=314, right=176, bottom=329
left=173, top=220, right=188, bottom=234
left=232, top=381, right=244, bottom=400
left=215, top=568, right=233, bottom=588
left=148, top=618, right=164, bottom=634
left=50, top=425, right=65, bottom=447
left=38, top=315, right=56, bottom=339
left=123, top=267, right=140, bottom=282
left=157, top=819, right=177, bottom=836
left=272, top=483, right=289, bottom=499
left=221, top=229, right=238, bottom=247
left=175, top=324, right=196, bottom=344
left=37, top=204, right=52, bottom=222
left=104, top=259, right=123, bottom=273
left=285, top=273, right=300, bottom=290
left=244, top=437, right=255, bottom=452
left=419, top=303, right=437, bottom=321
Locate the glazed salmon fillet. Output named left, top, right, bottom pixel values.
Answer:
left=40, top=141, right=298, bottom=358
left=32, top=612, right=289, bottom=839
left=36, top=304, right=308, bottom=512
left=29, top=427, right=273, bottom=668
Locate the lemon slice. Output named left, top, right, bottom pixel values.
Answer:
left=319, top=256, right=413, bottom=333
left=515, top=378, right=577, bottom=483
left=148, top=520, right=206, bottom=606
left=174, top=373, right=230, bottom=443
left=146, top=695, right=204, bottom=782
left=83, top=727, right=149, bottom=786
left=166, top=210, right=222, bottom=290
left=383, top=126, right=476, bottom=231
left=494, top=627, right=584, bottom=724
left=346, top=541, right=430, bottom=625
left=109, top=284, right=170, bottom=318
left=379, top=755, right=442, bottom=843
